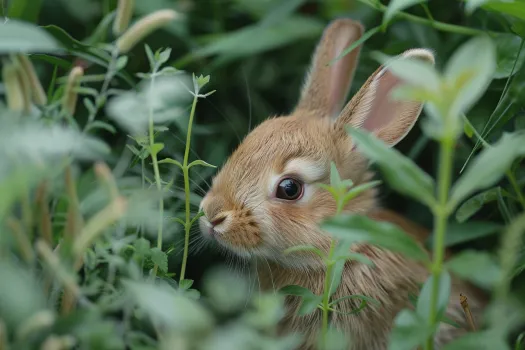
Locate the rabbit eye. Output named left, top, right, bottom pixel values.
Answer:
left=276, top=178, right=303, bottom=200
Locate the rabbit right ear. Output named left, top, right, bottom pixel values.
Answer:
left=294, top=19, right=363, bottom=120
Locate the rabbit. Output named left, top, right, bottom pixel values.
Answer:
left=198, top=19, right=487, bottom=350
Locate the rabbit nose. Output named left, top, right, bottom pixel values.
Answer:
left=210, top=215, right=226, bottom=227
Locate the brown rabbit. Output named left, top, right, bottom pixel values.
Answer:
left=198, top=19, right=487, bottom=349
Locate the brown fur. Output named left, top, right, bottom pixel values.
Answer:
left=198, top=19, right=487, bottom=349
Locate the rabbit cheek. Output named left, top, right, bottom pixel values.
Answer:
left=222, top=212, right=262, bottom=249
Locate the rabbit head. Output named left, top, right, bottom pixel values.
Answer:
left=199, top=19, right=434, bottom=268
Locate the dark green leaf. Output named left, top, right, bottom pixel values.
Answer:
left=455, top=187, right=504, bottom=222
left=494, top=33, right=525, bottom=79
left=322, top=214, right=430, bottom=262
left=437, top=221, right=502, bottom=247
left=446, top=250, right=500, bottom=289
left=8, top=0, right=43, bottom=22
left=451, top=132, right=525, bottom=206
left=298, top=295, right=322, bottom=316
left=150, top=248, right=168, bottom=273
left=0, top=19, right=61, bottom=53
left=348, top=128, right=436, bottom=207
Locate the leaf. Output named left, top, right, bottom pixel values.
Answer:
left=150, top=143, right=164, bottom=156
left=416, top=271, right=451, bottom=321
left=85, top=121, right=117, bottom=134
left=388, top=309, right=433, bottom=350
left=446, top=250, right=500, bottom=289
left=348, top=128, right=436, bottom=207
left=298, top=295, right=323, bottom=316
left=328, top=259, right=346, bottom=297
left=442, top=330, right=508, bottom=350
left=483, top=1, right=525, bottom=21
left=445, top=35, right=496, bottom=118
left=330, top=26, right=381, bottom=66
left=133, top=238, right=151, bottom=258
left=158, top=157, right=183, bottom=169
left=341, top=180, right=382, bottom=207
left=150, top=248, right=168, bottom=273
left=284, top=245, right=325, bottom=259
left=187, top=159, right=216, bottom=169
left=329, top=162, right=343, bottom=187
left=8, top=0, right=43, bottom=22
left=493, top=33, right=525, bottom=79
left=330, top=294, right=380, bottom=308
left=383, top=0, right=427, bottom=25
left=179, top=279, right=193, bottom=290
left=334, top=252, right=373, bottom=266
left=450, top=132, right=525, bottom=206
left=0, top=19, right=61, bottom=53
left=455, top=187, right=503, bottom=222
left=280, top=285, right=316, bottom=298
left=438, top=221, right=502, bottom=247
left=464, top=0, right=491, bottom=14
left=322, top=214, right=430, bottom=263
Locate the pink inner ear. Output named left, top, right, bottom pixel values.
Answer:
left=361, top=70, right=402, bottom=133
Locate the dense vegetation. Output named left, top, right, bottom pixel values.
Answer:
left=0, top=0, right=524, bottom=349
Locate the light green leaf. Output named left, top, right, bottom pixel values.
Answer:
left=150, top=247, right=168, bottom=273
left=493, top=33, right=525, bottom=79
left=133, top=238, right=151, bottom=258
left=341, top=180, right=382, bottom=207
left=482, top=1, right=525, bottom=21
left=284, top=245, right=325, bottom=259
left=383, top=0, right=427, bottom=25
left=446, top=250, right=500, bottom=289
left=445, top=35, right=496, bottom=117
left=179, top=279, right=193, bottom=290
left=347, top=127, right=436, bottom=207
left=388, top=309, right=433, bottom=350
left=330, top=162, right=343, bottom=187
left=450, top=132, right=525, bottom=206
left=416, top=271, right=451, bottom=321
left=0, top=19, right=61, bottom=53
left=150, top=143, right=164, bottom=156
left=188, top=159, right=217, bottom=169
left=456, top=187, right=503, bottom=223
left=158, top=157, right=183, bottom=169
left=322, top=214, right=430, bottom=263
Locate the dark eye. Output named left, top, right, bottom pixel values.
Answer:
left=276, top=178, right=303, bottom=200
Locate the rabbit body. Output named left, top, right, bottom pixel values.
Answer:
left=199, top=19, right=487, bottom=350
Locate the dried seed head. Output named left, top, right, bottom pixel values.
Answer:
left=2, top=61, right=26, bottom=112
left=17, top=54, right=48, bottom=106
left=113, top=0, right=135, bottom=36
left=13, top=58, right=32, bottom=113
left=62, top=66, right=84, bottom=116
left=116, top=9, right=178, bottom=53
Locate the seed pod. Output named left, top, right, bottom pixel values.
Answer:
left=113, top=0, right=135, bottom=36
left=17, top=54, right=48, bottom=106
left=2, top=61, right=26, bottom=112
left=62, top=66, right=84, bottom=116
left=116, top=9, right=178, bottom=53
left=13, top=58, right=32, bottom=113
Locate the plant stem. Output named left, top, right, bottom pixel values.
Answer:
left=426, top=136, right=454, bottom=350
left=179, top=92, right=199, bottom=282
left=359, top=0, right=495, bottom=36
left=321, top=241, right=335, bottom=347
left=148, top=66, right=164, bottom=278
left=506, top=170, right=525, bottom=211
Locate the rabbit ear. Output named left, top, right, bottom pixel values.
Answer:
left=294, top=19, right=363, bottom=119
left=335, top=49, right=435, bottom=147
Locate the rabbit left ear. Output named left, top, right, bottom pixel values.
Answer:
left=294, top=19, right=364, bottom=120
left=335, top=49, right=435, bottom=147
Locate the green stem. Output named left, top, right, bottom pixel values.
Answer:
left=360, top=0, right=495, bottom=36
left=179, top=92, right=199, bottom=282
left=149, top=67, right=164, bottom=278
left=506, top=170, right=525, bottom=211
left=321, top=241, right=335, bottom=347
left=426, top=136, right=454, bottom=350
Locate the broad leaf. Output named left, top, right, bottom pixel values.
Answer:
left=0, top=19, right=61, bottom=53
left=322, top=214, right=429, bottom=263
left=437, top=221, right=502, bottom=247
left=416, top=271, right=451, bottom=321
left=150, top=247, right=168, bottom=273
left=493, top=33, right=525, bottom=79
left=451, top=132, right=525, bottom=206
left=298, top=295, right=323, bottom=316
left=455, top=187, right=504, bottom=222
left=446, top=250, right=500, bottom=289
left=348, top=128, right=436, bottom=207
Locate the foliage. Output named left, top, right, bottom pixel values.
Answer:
left=0, top=0, right=524, bottom=349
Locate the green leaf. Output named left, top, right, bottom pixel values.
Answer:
left=383, top=0, right=427, bottom=26
left=455, top=187, right=503, bottom=222
left=330, top=294, right=380, bottom=308
left=416, top=271, right=451, bottom=321
left=444, top=35, right=496, bottom=117
left=341, top=180, right=382, bottom=207
left=0, top=19, right=61, bottom=53
left=347, top=128, right=436, bottom=207
left=158, top=157, right=183, bottom=169
left=450, top=132, right=525, bottom=206
left=482, top=1, right=525, bottom=21
left=280, top=285, right=316, bottom=298
left=179, top=279, right=193, bottom=290
left=8, top=0, right=43, bottom=22
left=85, top=121, right=117, bottom=134
left=442, top=330, right=508, bottom=350
left=329, top=162, right=343, bottom=187
left=284, top=245, right=325, bottom=259
left=330, top=26, right=381, bottom=66
left=322, top=214, right=429, bottom=263
left=259, top=0, right=307, bottom=26
left=298, top=295, right=323, bottom=316
left=150, top=248, right=168, bottom=273
left=150, top=143, right=164, bottom=156
left=446, top=250, right=500, bottom=289
left=464, top=0, right=491, bottom=14
left=334, top=252, right=373, bottom=266
left=133, top=238, right=151, bottom=258
left=157, top=47, right=172, bottom=65
left=388, top=309, right=433, bottom=350
left=187, top=159, right=216, bottom=169
left=328, top=259, right=346, bottom=297
left=494, top=33, right=525, bottom=79
left=437, top=221, right=502, bottom=247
